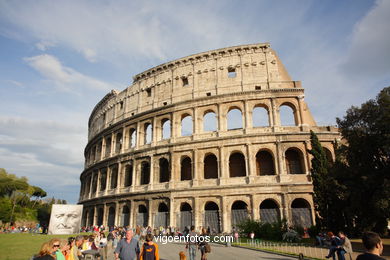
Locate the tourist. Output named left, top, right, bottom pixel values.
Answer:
left=356, top=231, right=385, bottom=260
left=67, top=237, right=76, bottom=260
left=115, top=230, right=140, bottom=260
left=140, top=233, right=159, bottom=260
left=55, top=239, right=70, bottom=260
left=325, top=232, right=341, bottom=259
left=337, top=231, right=353, bottom=260
left=199, top=228, right=210, bottom=260
left=33, top=241, right=56, bottom=260
left=72, top=235, right=84, bottom=260
left=186, top=226, right=198, bottom=260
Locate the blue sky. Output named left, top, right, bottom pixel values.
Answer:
left=0, top=0, right=389, bottom=203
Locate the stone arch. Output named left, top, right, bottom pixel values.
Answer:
left=110, top=164, right=118, bottom=189
left=99, top=169, right=107, bottom=191
left=88, top=208, right=94, bottom=227
left=231, top=200, right=249, bottom=228
left=227, top=107, right=243, bottom=130
left=260, top=199, right=280, bottom=223
left=204, top=153, right=218, bottom=179
left=323, top=147, right=334, bottom=165
left=291, top=198, right=312, bottom=228
left=92, top=173, right=98, bottom=193
left=203, top=110, right=217, bottom=132
left=180, top=202, right=193, bottom=231
left=140, top=161, right=150, bottom=185
left=161, top=118, right=171, bottom=140
left=115, top=132, right=123, bottom=153
left=229, top=152, right=246, bottom=177
left=155, top=202, right=169, bottom=228
left=97, top=207, right=104, bottom=226
left=204, top=201, right=220, bottom=233
left=129, top=127, right=136, bottom=148
left=180, top=156, right=192, bottom=181
left=124, top=163, right=133, bottom=187
left=285, top=148, right=305, bottom=174
left=256, top=150, right=275, bottom=175
left=107, top=206, right=115, bottom=227
left=252, top=105, right=269, bottom=127
left=136, top=204, right=148, bottom=227
left=144, top=123, right=152, bottom=144
left=121, top=205, right=130, bottom=227
left=279, top=103, right=298, bottom=126
left=159, top=157, right=170, bottom=183
left=105, top=135, right=111, bottom=157
left=180, top=113, right=193, bottom=137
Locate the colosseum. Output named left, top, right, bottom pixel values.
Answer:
left=78, top=42, right=339, bottom=233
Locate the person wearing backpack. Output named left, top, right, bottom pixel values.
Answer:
left=140, top=234, right=159, bottom=260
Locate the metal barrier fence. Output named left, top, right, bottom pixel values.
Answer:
left=234, top=238, right=333, bottom=259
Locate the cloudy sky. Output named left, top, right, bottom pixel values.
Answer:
left=0, top=0, right=389, bottom=203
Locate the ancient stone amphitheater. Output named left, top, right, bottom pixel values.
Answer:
left=79, top=43, right=339, bottom=233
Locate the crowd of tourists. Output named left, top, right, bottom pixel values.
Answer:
left=32, top=224, right=212, bottom=260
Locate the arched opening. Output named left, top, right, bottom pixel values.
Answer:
left=115, top=132, right=122, bottom=153
left=121, top=206, right=130, bottom=227
left=96, top=141, right=102, bottom=159
left=99, top=169, right=107, bottom=191
left=204, top=202, right=220, bottom=233
left=231, top=201, right=249, bottom=228
left=280, top=104, right=297, bottom=126
left=203, top=111, right=217, bottom=132
left=260, top=199, right=280, bottom=223
left=229, top=152, right=246, bottom=177
left=285, top=148, right=304, bottom=174
left=144, top=123, right=152, bottom=144
left=155, top=203, right=169, bottom=228
left=140, top=161, right=150, bottom=185
left=180, top=203, right=193, bottom=232
left=136, top=205, right=148, bottom=227
left=253, top=106, right=269, bottom=127
left=88, top=209, right=94, bottom=227
left=324, top=147, right=334, bottom=165
left=105, top=136, right=111, bottom=157
left=204, top=154, right=218, bottom=179
left=180, top=157, right=192, bottom=181
left=291, top=199, right=312, bottom=228
left=162, top=119, right=171, bottom=140
left=92, top=174, right=97, bottom=193
left=124, top=164, right=133, bottom=187
left=256, top=150, right=275, bottom=175
left=107, top=206, right=115, bottom=227
left=129, top=128, right=136, bottom=148
left=227, top=108, right=242, bottom=130
left=97, top=208, right=104, bottom=226
left=110, top=165, right=118, bottom=189
left=159, top=158, right=170, bottom=183
left=181, top=115, right=193, bottom=136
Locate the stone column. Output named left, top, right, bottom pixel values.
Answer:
left=169, top=153, right=177, bottom=189
left=169, top=197, right=175, bottom=228
left=88, top=174, right=94, bottom=198
left=131, top=162, right=136, bottom=191
left=221, top=196, right=229, bottom=233
left=149, top=156, right=154, bottom=190
left=304, top=140, right=311, bottom=176
left=116, top=163, right=122, bottom=193
left=152, top=117, right=157, bottom=146
left=148, top=199, right=153, bottom=227
left=251, top=195, right=259, bottom=220
left=217, top=104, right=226, bottom=132
left=103, top=204, right=108, bottom=228
left=219, top=147, right=227, bottom=185
left=93, top=205, right=97, bottom=226
left=120, top=128, right=126, bottom=153
left=193, top=107, right=200, bottom=135
left=193, top=197, right=201, bottom=231
left=244, top=101, right=252, bottom=131
left=114, top=202, right=120, bottom=226
left=171, top=112, right=178, bottom=142
left=296, top=96, right=304, bottom=126
left=135, top=122, right=141, bottom=149
left=276, top=141, right=285, bottom=177
left=101, top=137, right=106, bottom=160
left=281, top=193, right=289, bottom=225
left=246, top=144, right=255, bottom=182
left=130, top=200, right=135, bottom=228
left=96, top=169, right=101, bottom=193
left=271, top=98, right=279, bottom=128
left=192, top=149, right=199, bottom=186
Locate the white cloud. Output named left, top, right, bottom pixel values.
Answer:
left=24, top=54, right=114, bottom=92
left=35, top=40, right=55, bottom=51
left=342, top=0, right=390, bottom=78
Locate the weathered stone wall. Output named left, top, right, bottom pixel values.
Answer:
left=79, top=43, right=340, bottom=232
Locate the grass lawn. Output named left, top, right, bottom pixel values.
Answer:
left=0, top=233, right=80, bottom=260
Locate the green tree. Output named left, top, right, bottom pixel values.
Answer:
left=335, top=87, right=390, bottom=235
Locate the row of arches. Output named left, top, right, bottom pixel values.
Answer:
left=86, top=103, right=302, bottom=165
left=83, top=198, right=312, bottom=231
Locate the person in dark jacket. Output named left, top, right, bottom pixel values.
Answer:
left=140, top=234, right=159, bottom=260
left=356, top=231, right=385, bottom=260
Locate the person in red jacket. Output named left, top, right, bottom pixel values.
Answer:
left=140, top=234, right=159, bottom=260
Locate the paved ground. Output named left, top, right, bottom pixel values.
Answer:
left=157, top=242, right=297, bottom=260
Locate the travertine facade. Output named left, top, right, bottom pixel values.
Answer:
left=78, top=43, right=339, bottom=233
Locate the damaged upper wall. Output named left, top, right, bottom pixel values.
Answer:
left=88, top=43, right=315, bottom=140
